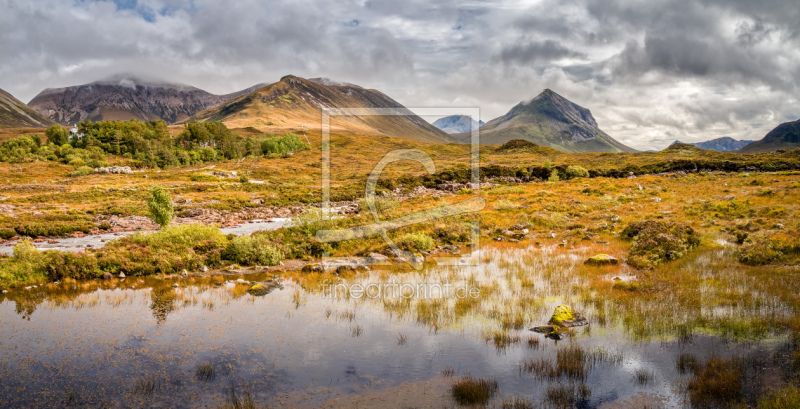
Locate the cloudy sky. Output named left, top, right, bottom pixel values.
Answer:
left=1, top=0, right=798, bottom=150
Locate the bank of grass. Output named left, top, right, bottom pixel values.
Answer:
left=0, top=224, right=283, bottom=289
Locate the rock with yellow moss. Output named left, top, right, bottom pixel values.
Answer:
left=584, top=254, right=619, bottom=266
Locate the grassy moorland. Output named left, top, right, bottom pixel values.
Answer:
left=1, top=123, right=800, bottom=406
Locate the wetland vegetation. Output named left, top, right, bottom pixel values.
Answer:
left=1, top=123, right=800, bottom=407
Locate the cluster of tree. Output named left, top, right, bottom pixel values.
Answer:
left=1, top=119, right=310, bottom=170
left=0, top=133, right=107, bottom=169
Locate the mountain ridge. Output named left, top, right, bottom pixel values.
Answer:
left=28, top=76, right=267, bottom=125
left=189, top=75, right=453, bottom=143
left=453, top=89, right=635, bottom=153
left=738, top=119, right=800, bottom=153
left=0, top=88, right=54, bottom=128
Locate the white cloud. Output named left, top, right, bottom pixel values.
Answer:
left=0, top=0, right=797, bottom=150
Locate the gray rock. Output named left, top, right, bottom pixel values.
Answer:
left=172, top=283, right=179, bottom=288
left=200, top=265, right=209, bottom=273
left=118, top=272, right=125, bottom=278
left=723, top=195, right=735, bottom=201
left=366, top=253, right=389, bottom=263
left=181, top=269, right=188, bottom=276
left=2, top=290, right=7, bottom=294
left=102, top=272, right=113, bottom=280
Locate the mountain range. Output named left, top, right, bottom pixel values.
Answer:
left=1, top=74, right=799, bottom=153
left=432, top=115, right=484, bottom=134
left=28, top=75, right=267, bottom=125
left=452, top=89, right=636, bottom=153
left=189, top=75, right=452, bottom=143
left=0, top=88, right=53, bottom=128
left=672, top=137, right=754, bottom=152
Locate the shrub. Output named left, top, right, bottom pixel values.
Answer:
left=44, top=252, right=101, bottom=280
left=395, top=232, right=434, bottom=252
left=45, top=124, right=70, bottom=146
left=15, top=221, right=94, bottom=237
left=564, top=165, right=589, bottom=179
left=622, top=220, right=700, bottom=269
left=261, top=133, right=309, bottom=156
left=68, top=166, right=94, bottom=177
left=147, top=185, right=174, bottom=228
left=548, top=170, right=560, bottom=182
left=0, top=239, right=46, bottom=288
left=123, top=224, right=227, bottom=249
left=223, top=234, right=283, bottom=266
left=0, top=228, right=15, bottom=240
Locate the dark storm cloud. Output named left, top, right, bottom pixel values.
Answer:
left=499, top=40, right=586, bottom=65
left=0, top=0, right=798, bottom=150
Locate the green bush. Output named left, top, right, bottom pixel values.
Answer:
left=564, top=165, right=589, bottom=179
left=0, top=228, right=15, bottom=240
left=122, top=224, right=227, bottom=249
left=44, top=252, right=101, bottom=280
left=395, top=232, right=434, bottom=252
left=548, top=170, right=560, bottom=182
left=261, top=133, right=309, bottom=156
left=45, top=125, right=70, bottom=146
left=223, top=234, right=283, bottom=266
left=15, top=221, right=94, bottom=237
left=0, top=239, right=47, bottom=289
left=147, top=185, right=174, bottom=228
left=69, top=166, right=94, bottom=177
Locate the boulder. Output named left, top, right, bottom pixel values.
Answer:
left=247, top=283, right=270, bottom=296
left=118, top=272, right=126, bottom=278
left=584, top=254, right=619, bottom=266
left=548, top=304, right=587, bottom=327
left=301, top=263, right=324, bottom=273
left=102, top=272, right=113, bottom=280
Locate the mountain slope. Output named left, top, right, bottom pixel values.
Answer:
left=28, top=76, right=266, bottom=125
left=432, top=115, right=483, bottom=134
left=454, top=89, right=635, bottom=153
left=0, top=88, right=53, bottom=128
left=189, top=75, right=453, bottom=143
left=739, top=120, right=800, bottom=153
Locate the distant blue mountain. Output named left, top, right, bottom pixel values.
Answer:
left=672, top=137, right=754, bottom=152
left=432, top=115, right=483, bottom=134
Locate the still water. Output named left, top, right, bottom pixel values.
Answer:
left=0, top=245, right=787, bottom=408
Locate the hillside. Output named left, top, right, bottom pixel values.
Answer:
left=432, top=115, right=483, bottom=134
left=739, top=119, right=800, bottom=153
left=189, top=75, right=453, bottom=143
left=0, top=88, right=53, bottom=128
left=28, top=75, right=266, bottom=125
left=453, top=89, right=635, bottom=153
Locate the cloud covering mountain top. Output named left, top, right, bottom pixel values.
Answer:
left=0, top=0, right=797, bottom=150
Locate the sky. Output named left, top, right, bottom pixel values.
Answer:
left=1, top=0, right=798, bottom=150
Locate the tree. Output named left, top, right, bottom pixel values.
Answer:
left=45, top=125, right=69, bottom=146
left=147, top=186, right=174, bottom=228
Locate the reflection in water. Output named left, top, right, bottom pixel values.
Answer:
left=150, top=287, right=178, bottom=324
left=0, top=245, right=797, bottom=408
